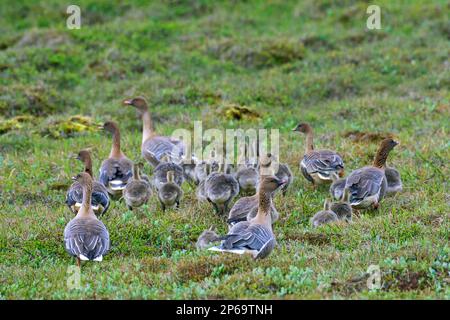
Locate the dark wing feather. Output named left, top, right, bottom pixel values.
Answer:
left=65, top=182, right=83, bottom=208
left=143, top=136, right=185, bottom=166
left=98, top=158, right=133, bottom=187
left=221, top=224, right=274, bottom=252
left=345, top=167, right=384, bottom=203
left=303, top=150, right=344, bottom=175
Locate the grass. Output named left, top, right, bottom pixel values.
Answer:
left=0, top=0, right=449, bottom=299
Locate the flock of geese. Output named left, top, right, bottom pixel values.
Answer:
left=64, top=97, right=403, bottom=264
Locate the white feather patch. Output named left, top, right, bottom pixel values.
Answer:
left=93, top=256, right=103, bottom=262
left=208, top=246, right=258, bottom=257
left=79, top=254, right=89, bottom=261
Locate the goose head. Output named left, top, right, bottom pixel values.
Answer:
left=123, top=97, right=148, bottom=112
left=292, top=122, right=312, bottom=134
left=259, top=175, right=286, bottom=195
left=100, top=121, right=119, bottom=134
left=71, top=172, right=92, bottom=185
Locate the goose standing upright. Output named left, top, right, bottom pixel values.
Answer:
left=205, top=163, right=239, bottom=215
left=210, top=175, right=286, bottom=259
left=158, top=170, right=183, bottom=211
left=345, top=138, right=398, bottom=209
left=123, top=97, right=185, bottom=166
left=123, top=163, right=152, bottom=210
left=66, top=149, right=110, bottom=216
left=151, top=155, right=184, bottom=191
left=64, top=173, right=110, bottom=266
left=293, top=123, right=344, bottom=185
left=98, top=121, right=133, bottom=199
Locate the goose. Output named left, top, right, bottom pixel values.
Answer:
left=259, top=153, right=293, bottom=196
left=209, top=175, right=286, bottom=259
left=292, top=123, right=344, bottom=185
left=310, top=199, right=339, bottom=228
left=98, top=121, right=133, bottom=198
left=236, top=162, right=259, bottom=195
left=385, top=166, right=403, bottom=194
left=330, top=188, right=352, bottom=221
left=123, top=97, right=185, bottom=166
left=329, top=172, right=347, bottom=201
left=64, top=173, right=110, bottom=266
left=196, top=226, right=221, bottom=249
left=226, top=192, right=279, bottom=226
left=205, top=163, right=239, bottom=215
left=345, top=138, right=398, bottom=209
left=151, top=155, right=184, bottom=191
left=123, top=163, right=152, bottom=210
left=66, top=149, right=110, bottom=216
left=158, top=170, right=183, bottom=211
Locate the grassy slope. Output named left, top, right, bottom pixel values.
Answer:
left=0, top=0, right=449, bottom=299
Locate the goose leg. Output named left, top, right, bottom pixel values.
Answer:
left=161, top=203, right=166, bottom=212
left=176, top=201, right=180, bottom=209
left=76, top=257, right=81, bottom=268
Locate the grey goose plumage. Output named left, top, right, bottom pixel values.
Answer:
left=293, top=123, right=344, bottom=184
left=310, top=199, right=339, bottom=228
left=345, top=138, right=398, bottom=209
left=98, top=121, right=133, bottom=198
left=211, top=175, right=286, bottom=259
left=205, top=163, right=240, bottom=215
left=158, top=170, right=183, bottom=211
left=123, top=97, right=185, bottom=166
left=123, top=163, right=152, bottom=210
left=66, top=149, right=110, bottom=216
left=64, top=173, right=110, bottom=265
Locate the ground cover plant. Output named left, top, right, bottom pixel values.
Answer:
left=0, top=0, right=448, bottom=299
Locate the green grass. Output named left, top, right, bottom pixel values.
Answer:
left=0, top=0, right=449, bottom=299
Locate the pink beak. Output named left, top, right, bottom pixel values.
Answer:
left=123, top=99, right=132, bottom=105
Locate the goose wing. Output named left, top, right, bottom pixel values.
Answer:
left=345, top=167, right=384, bottom=204
left=65, top=182, right=83, bottom=210
left=227, top=196, right=258, bottom=225
left=142, top=136, right=185, bottom=166
left=303, top=150, right=344, bottom=176
left=99, top=158, right=133, bottom=187
left=221, top=224, right=274, bottom=252
left=64, top=219, right=110, bottom=260
left=91, top=182, right=110, bottom=214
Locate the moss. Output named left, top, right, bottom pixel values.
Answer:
left=41, top=115, right=99, bottom=139
left=221, top=103, right=261, bottom=121
left=0, top=115, right=35, bottom=134
left=205, top=38, right=305, bottom=68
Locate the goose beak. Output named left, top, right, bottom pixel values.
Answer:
left=97, top=124, right=105, bottom=130
left=123, top=99, right=133, bottom=106
left=71, top=176, right=77, bottom=181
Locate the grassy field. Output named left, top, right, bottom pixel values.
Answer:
left=0, top=0, right=449, bottom=299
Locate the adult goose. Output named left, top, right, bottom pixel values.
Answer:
left=66, top=149, right=110, bottom=216
left=64, top=173, right=110, bottom=266
left=98, top=121, right=133, bottom=198
left=345, top=138, right=398, bottom=209
left=123, top=163, right=152, bottom=210
left=123, top=97, right=185, bottom=166
left=209, top=175, right=286, bottom=259
left=293, top=123, right=344, bottom=185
